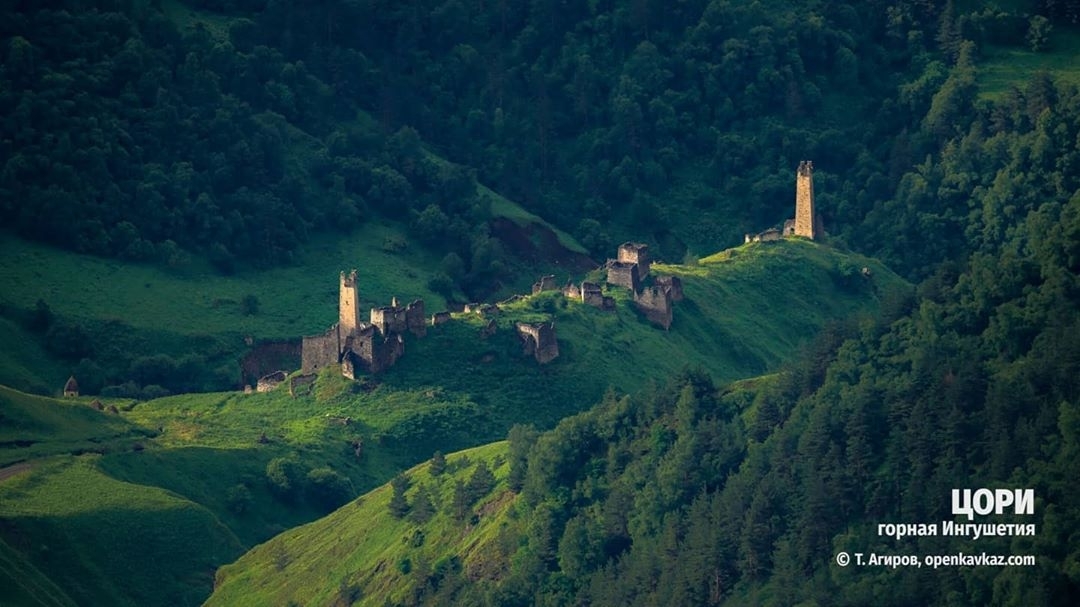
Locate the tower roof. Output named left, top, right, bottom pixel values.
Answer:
left=64, top=375, right=79, bottom=393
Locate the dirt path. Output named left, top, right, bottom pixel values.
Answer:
left=0, top=462, right=33, bottom=483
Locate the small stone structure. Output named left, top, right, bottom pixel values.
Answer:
left=618, top=242, right=651, bottom=277
left=532, top=275, right=557, bottom=294
left=289, top=373, right=317, bottom=397
left=63, top=376, right=79, bottom=397
left=256, top=371, right=287, bottom=392
left=600, top=241, right=683, bottom=329
left=581, top=282, right=605, bottom=308
left=516, top=321, right=559, bottom=364
left=745, top=228, right=782, bottom=243
left=300, top=270, right=425, bottom=378
left=562, top=280, right=581, bottom=300
left=655, top=275, right=683, bottom=302
left=405, top=300, right=426, bottom=337
left=634, top=286, right=673, bottom=330
left=606, top=260, right=641, bottom=293
left=431, top=311, right=451, bottom=326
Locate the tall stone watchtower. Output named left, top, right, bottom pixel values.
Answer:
left=794, top=160, right=816, bottom=239
left=339, top=270, right=361, bottom=336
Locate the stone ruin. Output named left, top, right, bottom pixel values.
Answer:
left=431, top=311, right=451, bottom=326
left=635, top=286, right=673, bottom=330
left=655, top=275, right=683, bottom=301
left=289, top=373, right=317, bottom=397
left=606, top=260, right=641, bottom=292
left=371, top=297, right=426, bottom=338
left=602, top=242, right=683, bottom=330
left=532, top=274, right=557, bottom=294
left=301, top=270, right=426, bottom=378
left=745, top=228, right=782, bottom=243
left=63, top=375, right=79, bottom=397
left=256, top=370, right=287, bottom=392
left=464, top=302, right=500, bottom=316
left=618, top=242, right=651, bottom=277
left=516, top=321, right=559, bottom=364
left=562, top=280, right=581, bottom=300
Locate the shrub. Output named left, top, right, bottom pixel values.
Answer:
left=306, top=467, right=353, bottom=512
left=266, top=457, right=303, bottom=501
left=226, top=484, right=253, bottom=514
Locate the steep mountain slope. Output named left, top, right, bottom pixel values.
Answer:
left=207, top=442, right=513, bottom=607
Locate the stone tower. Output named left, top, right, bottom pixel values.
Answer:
left=794, top=160, right=816, bottom=239
left=339, top=270, right=361, bottom=336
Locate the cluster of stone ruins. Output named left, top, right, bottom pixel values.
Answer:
left=281, top=161, right=817, bottom=387
left=60, top=161, right=824, bottom=396
left=292, top=237, right=686, bottom=385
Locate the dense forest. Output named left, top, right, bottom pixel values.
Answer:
left=6, top=0, right=1078, bottom=279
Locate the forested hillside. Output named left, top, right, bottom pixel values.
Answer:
left=9, top=0, right=1077, bottom=278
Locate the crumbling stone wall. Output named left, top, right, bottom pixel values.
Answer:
left=289, top=373, right=316, bottom=397
left=581, top=282, right=604, bottom=307
left=241, top=339, right=301, bottom=387
left=617, top=242, right=650, bottom=277
left=532, top=274, right=557, bottom=294
left=606, top=261, right=641, bottom=292
left=345, top=328, right=404, bottom=375
left=563, top=280, right=581, bottom=300
left=655, top=275, right=684, bottom=302
left=302, top=325, right=341, bottom=374
left=635, top=286, right=673, bottom=330
left=256, top=370, right=287, bottom=392
left=516, top=321, right=559, bottom=364
left=371, top=305, right=407, bottom=335
left=405, top=299, right=426, bottom=337
left=431, top=311, right=451, bottom=325
left=749, top=227, right=783, bottom=242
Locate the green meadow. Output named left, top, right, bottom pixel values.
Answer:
left=978, top=25, right=1080, bottom=100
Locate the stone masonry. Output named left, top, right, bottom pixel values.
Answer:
left=606, top=260, right=641, bottom=292
left=301, top=270, right=424, bottom=378
left=516, top=321, right=559, bottom=364
left=618, top=242, right=651, bottom=277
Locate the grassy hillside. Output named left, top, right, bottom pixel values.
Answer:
left=0, top=239, right=907, bottom=606
left=208, top=442, right=514, bottom=607
left=0, top=385, right=150, bottom=467
left=382, top=239, right=907, bottom=429
left=0, top=456, right=243, bottom=607
left=978, top=24, right=1080, bottom=100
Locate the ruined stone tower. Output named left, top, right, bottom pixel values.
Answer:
left=339, top=270, right=361, bottom=336
left=794, top=160, right=816, bottom=239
